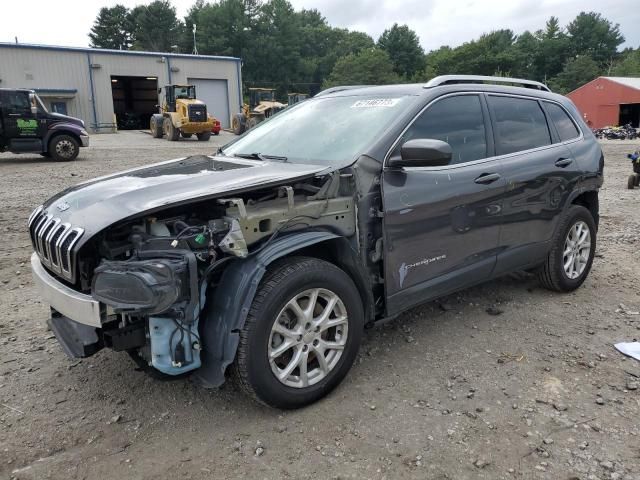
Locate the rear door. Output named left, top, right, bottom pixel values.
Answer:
left=487, top=94, right=582, bottom=275
left=382, top=93, right=506, bottom=315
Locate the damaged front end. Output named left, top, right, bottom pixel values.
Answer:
left=34, top=164, right=361, bottom=380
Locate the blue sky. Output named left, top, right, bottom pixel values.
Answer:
left=1, top=0, right=637, bottom=52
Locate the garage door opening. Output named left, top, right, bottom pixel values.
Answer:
left=111, top=76, right=158, bottom=130
left=619, top=103, right=640, bottom=128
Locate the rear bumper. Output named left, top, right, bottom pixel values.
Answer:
left=31, top=252, right=103, bottom=327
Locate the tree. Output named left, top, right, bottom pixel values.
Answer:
left=548, top=56, right=601, bottom=94
left=88, top=5, right=132, bottom=50
left=377, top=24, right=425, bottom=79
left=128, top=0, right=183, bottom=52
left=566, top=12, right=624, bottom=67
left=323, top=48, right=401, bottom=88
left=611, top=48, right=640, bottom=76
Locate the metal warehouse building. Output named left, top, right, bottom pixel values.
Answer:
left=567, top=76, right=640, bottom=129
left=0, top=43, right=242, bottom=132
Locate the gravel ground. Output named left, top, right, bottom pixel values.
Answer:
left=1, top=132, right=639, bottom=480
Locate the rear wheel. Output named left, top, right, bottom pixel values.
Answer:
left=164, top=118, right=179, bottom=141
left=629, top=175, right=636, bottom=190
left=537, top=205, right=596, bottom=292
left=196, top=131, right=211, bottom=141
left=232, top=257, right=363, bottom=409
left=49, top=135, right=79, bottom=161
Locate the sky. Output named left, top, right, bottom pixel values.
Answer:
left=0, top=0, right=638, bottom=53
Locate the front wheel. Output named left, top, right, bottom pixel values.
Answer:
left=232, top=257, right=363, bottom=409
left=232, top=114, right=245, bottom=135
left=537, top=205, right=596, bottom=292
left=49, top=135, right=79, bottom=161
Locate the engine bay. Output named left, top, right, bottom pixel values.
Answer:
left=79, top=172, right=357, bottom=376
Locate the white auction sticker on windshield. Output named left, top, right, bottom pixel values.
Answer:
left=351, top=98, right=400, bottom=108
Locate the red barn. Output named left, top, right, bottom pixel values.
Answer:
left=567, top=76, right=640, bottom=129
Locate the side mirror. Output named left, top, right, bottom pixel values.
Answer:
left=158, top=88, right=162, bottom=94
left=28, top=93, right=38, bottom=115
left=388, top=139, right=452, bottom=168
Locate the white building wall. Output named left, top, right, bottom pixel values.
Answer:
left=0, top=43, right=241, bottom=133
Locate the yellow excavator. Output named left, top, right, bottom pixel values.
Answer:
left=232, top=88, right=286, bottom=135
left=150, top=85, right=220, bottom=141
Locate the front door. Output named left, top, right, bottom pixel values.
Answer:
left=382, top=93, right=506, bottom=315
left=1, top=91, right=45, bottom=150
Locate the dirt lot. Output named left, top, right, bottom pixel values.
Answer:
left=1, top=132, right=639, bottom=480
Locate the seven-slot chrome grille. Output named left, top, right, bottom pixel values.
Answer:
left=28, top=206, right=84, bottom=283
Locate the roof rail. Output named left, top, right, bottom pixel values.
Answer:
left=315, top=85, right=372, bottom=97
left=424, top=75, right=551, bottom=92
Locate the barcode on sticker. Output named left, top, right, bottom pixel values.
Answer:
left=351, top=99, right=400, bottom=108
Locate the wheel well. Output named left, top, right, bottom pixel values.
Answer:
left=47, top=130, right=80, bottom=150
left=277, top=238, right=376, bottom=324
left=571, top=191, right=599, bottom=228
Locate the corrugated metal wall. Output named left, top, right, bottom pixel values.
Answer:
left=567, top=77, right=640, bottom=129
left=0, top=44, right=241, bottom=132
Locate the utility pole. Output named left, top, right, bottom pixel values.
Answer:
left=192, top=24, right=198, bottom=55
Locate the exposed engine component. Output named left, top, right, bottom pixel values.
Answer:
left=78, top=174, right=356, bottom=377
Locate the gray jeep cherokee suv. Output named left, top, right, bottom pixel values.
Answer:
left=30, top=75, right=603, bottom=408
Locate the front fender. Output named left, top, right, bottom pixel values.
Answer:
left=44, top=123, right=85, bottom=148
left=194, top=231, right=341, bottom=388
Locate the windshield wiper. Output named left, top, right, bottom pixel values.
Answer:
left=233, top=152, right=288, bottom=162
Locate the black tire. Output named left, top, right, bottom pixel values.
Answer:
left=49, top=135, right=79, bottom=161
left=164, top=118, right=179, bottom=141
left=537, top=205, right=596, bottom=292
left=629, top=175, right=636, bottom=190
left=196, top=131, right=211, bottom=141
left=634, top=174, right=640, bottom=187
left=181, top=132, right=193, bottom=139
left=232, top=114, right=245, bottom=135
left=232, top=257, right=364, bottom=409
left=150, top=117, right=163, bottom=138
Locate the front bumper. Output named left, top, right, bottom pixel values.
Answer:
left=31, top=252, right=102, bottom=327
left=80, top=135, right=90, bottom=147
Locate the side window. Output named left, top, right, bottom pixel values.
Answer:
left=4, top=92, right=30, bottom=115
left=544, top=102, right=580, bottom=142
left=393, top=95, right=487, bottom=165
left=488, top=96, right=551, bottom=155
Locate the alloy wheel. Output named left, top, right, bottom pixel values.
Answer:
left=268, top=288, right=348, bottom=388
left=563, top=220, right=591, bottom=279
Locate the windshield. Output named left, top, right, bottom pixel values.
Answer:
left=223, top=95, right=413, bottom=166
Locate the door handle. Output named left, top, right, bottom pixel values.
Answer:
left=474, top=173, right=501, bottom=185
left=555, top=157, right=573, bottom=168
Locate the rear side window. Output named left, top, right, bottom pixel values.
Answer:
left=544, top=102, right=580, bottom=142
left=393, top=94, right=487, bottom=165
left=488, top=96, right=551, bottom=155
